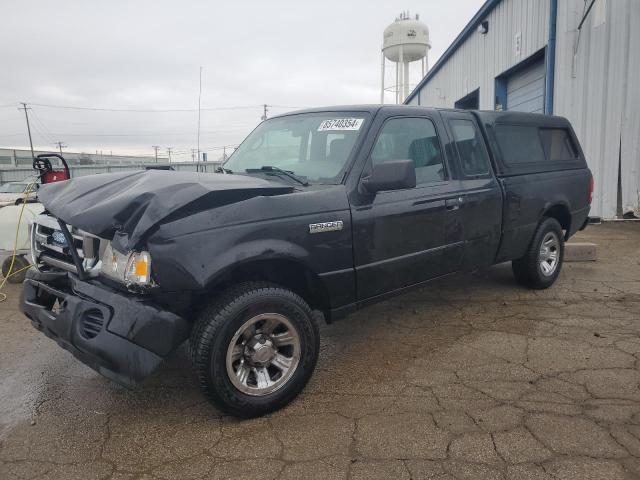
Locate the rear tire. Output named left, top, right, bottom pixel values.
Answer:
left=511, top=217, right=564, bottom=290
left=189, top=282, right=319, bottom=418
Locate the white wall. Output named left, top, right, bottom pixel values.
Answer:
left=407, top=0, right=549, bottom=110
left=554, top=0, right=640, bottom=218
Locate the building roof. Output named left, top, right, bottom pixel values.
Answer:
left=404, top=0, right=502, bottom=104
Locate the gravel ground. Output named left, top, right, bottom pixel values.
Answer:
left=1, top=222, right=640, bottom=480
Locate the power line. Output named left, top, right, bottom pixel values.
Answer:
left=11, top=127, right=253, bottom=137
left=25, top=102, right=280, bottom=113
left=29, top=109, right=56, bottom=144
left=25, top=118, right=52, bottom=145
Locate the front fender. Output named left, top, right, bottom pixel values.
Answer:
left=201, top=239, right=313, bottom=289
left=149, top=236, right=313, bottom=291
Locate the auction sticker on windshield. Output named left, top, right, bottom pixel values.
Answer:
left=317, top=118, right=364, bottom=131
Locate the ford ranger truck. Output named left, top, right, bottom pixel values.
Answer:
left=20, top=106, right=592, bottom=417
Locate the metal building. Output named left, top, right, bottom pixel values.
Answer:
left=405, top=0, right=640, bottom=219
left=0, top=148, right=167, bottom=167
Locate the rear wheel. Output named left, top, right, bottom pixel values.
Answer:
left=189, top=282, right=319, bottom=418
left=512, top=217, right=564, bottom=289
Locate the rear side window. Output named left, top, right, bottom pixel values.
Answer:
left=539, top=128, right=578, bottom=161
left=494, top=125, right=546, bottom=164
left=449, top=119, right=490, bottom=176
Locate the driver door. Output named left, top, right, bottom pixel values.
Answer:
left=351, top=115, right=464, bottom=300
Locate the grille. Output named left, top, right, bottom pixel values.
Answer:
left=31, top=214, right=103, bottom=274
left=80, top=309, right=104, bottom=339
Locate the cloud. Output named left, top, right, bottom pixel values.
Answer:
left=0, top=0, right=484, bottom=160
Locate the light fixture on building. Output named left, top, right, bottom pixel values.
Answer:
left=478, top=20, right=489, bottom=35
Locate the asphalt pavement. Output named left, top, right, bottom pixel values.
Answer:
left=1, top=222, right=640, bottom=480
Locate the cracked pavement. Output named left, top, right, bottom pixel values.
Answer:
left=1, top=222, right=640, bottom=479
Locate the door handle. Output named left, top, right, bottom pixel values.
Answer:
left=445, top=197, right=464, bottom=210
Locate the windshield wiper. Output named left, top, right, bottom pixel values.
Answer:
left=246, top=166, right=309, bottom=186
left=215, top=166, right=233, bottom=174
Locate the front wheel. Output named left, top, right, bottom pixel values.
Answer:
left=512, top=217, right=564, bottom=289
left=189, top=282, right=319, bottom=418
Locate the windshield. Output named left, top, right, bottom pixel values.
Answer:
left=224, top=112, right=369, bottom=184
left=0, top=183, right=29, bottom=193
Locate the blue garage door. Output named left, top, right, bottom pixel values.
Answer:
left=506, top=59, right=545, bottom=113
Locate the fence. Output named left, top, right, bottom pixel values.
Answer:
left=0, top=161, right=223, bottom=183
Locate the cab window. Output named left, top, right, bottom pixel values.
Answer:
left=449, top=119, right=490, bottom=176
left=371, top=117, right=445, bottom=185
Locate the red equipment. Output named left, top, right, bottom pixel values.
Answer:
left=33, top=153, right=71, bottom=184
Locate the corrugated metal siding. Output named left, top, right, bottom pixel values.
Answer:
left=407, top=0, right=549, bottom=110
left=554, top=0, right=640, bottom=217
left=506, top=58, right=545, bottom=113
left=407, top=0, right=640, bottom=217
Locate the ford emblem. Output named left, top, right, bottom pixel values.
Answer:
left=51, top=230, right=67, bottom=246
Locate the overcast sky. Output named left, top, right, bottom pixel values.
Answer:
left=0, top=0, right=484, bottom=161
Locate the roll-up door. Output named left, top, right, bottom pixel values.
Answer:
left=506, top=59, right=545, bottom=113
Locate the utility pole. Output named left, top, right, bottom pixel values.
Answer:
left=191, top=148, right=197, bottom=162
left=54, top=141, right=67, bottom=154
left=152, top=145, right=160, bottom=163
left=19, top=103, right=35, bottom=160
left=166, top=147, right=173, bottom=163
left=261, top=104, right=269, bottom=121
left=197, top=66, right=203, bottom=168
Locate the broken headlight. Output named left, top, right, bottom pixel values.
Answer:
left=100, top=242, right=152, bottom=287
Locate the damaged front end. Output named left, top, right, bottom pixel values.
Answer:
left=21, top=210, right=189, bottom=387
left=22, top=211, right=190, bottom=386
left=21, top=170, right=295, bottom=386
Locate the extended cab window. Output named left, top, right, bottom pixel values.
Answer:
left=539, top=128, right=578, bottom=161
left=371, top=117, right=445, bottom=184
left=449, top=119, right=490, bottom=176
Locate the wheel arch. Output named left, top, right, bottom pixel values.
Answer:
left=200, top=256, right=331, bottom=321
left=541, top=203, right=571, bottom=240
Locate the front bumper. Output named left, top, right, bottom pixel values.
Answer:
left=20, top=268, right=190, bottom=387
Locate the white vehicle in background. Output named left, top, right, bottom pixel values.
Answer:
left=0, top=202, right=44, bottom=283
left=0, top=181, right=37, bottom=207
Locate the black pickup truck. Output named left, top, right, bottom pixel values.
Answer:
left=21, top=105, right=592, bottom=417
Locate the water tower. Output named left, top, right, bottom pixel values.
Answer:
left=381, top=11, right=430, bottom=104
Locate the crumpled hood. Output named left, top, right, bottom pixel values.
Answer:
left=38, top=170, right=293, bottom=252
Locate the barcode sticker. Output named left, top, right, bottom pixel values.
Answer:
left=317, top=118, right=364, bottom=131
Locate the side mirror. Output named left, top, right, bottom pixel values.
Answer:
left=361, top=159, right=416, bottom=193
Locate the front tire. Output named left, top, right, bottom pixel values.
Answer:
left=189, top=282, right=319, bottom=418
left=512, top=217, right=564, bottom=289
